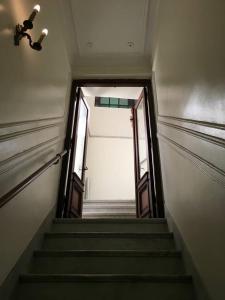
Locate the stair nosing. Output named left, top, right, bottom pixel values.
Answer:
left=45, top=232, right=173, bottom=239
left=82, top=212, right=136, bottom=214
left=19, top=274, right=192, bottom=283
left=83, top=204, right=136, bottom=207
left=53, top=218, right=167, bottom=224
left=33, top=250, right=181, bottom=258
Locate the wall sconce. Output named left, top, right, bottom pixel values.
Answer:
left=14, top=4, right=48, bottom=51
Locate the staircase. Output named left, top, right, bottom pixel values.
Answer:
left=82, top=200, right=136, bottom=218
left=13, top=218, right=196, bottom=300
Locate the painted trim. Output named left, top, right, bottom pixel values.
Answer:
left=0, top=136, right=64, bottom=175
left=158, top=120, right=225, bottom=149
left=158, top=115, right=225, bottom=130
left=0, top=123, right=63, bottom=142
left=158, top=133, right=225, bottom=188
left=0, top=116, right=64, bottom=129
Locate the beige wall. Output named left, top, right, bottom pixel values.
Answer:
left=153, top=1, right=225, bottom=299
left=0, top=0, right=70, bottom=285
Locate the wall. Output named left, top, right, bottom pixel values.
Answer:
left=0, top=0, right=70, bottom=286
left=153, top=1, right=225, bottom=299
left=85, top=96, right=135, bottom=200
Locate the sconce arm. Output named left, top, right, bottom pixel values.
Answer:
left=14, top=24, right=42, bottom=51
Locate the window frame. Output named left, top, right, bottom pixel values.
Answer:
left=95, top=96, right=136, bottom=109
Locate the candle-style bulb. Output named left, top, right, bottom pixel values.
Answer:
left=28, top=4, right=40, bottom=22
left=42, top=29, right=48, bottom=36
left=37, top=28, right=48, bottom=44
left=33, top=4, right=40, bottom=12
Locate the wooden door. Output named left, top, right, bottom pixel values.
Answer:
left=132, top=88, right=156, bottom=218
left=67, top=88, right=89, bottom=217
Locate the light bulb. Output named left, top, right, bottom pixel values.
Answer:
left=37, top=28, right=49, bottom=44
left=28, top=4, right=40, bottom=22
left=42, top=28, right=48, bottom=36
left=33, top=4, right=40, bottom=12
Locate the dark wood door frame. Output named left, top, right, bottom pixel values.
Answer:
left=66, top=90, right=89, bottom=218
left=56, top=79, right=164, bottom=218
left=132, top=88, right=156, bottom=218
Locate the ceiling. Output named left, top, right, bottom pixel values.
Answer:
left=59, top=0, right=158, bottom=76
left=82, top=87, right=143, bottom=99
left=71, top=0, right=148, bottom=55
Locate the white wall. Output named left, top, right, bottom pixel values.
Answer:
left=0, top=0, right=70, bottom=285
left=86, top=137, right=135, bottom=200
left=153, top=1, right=225, bottom=299
left=84, top=96, right=135, bottom=200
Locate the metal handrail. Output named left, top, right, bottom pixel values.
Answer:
left=0, top=149, right=67, bottom=208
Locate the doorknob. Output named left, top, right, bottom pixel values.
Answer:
left=79, top=166, right=88, bottom=171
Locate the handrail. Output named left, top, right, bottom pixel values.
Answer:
left=0, top=149, right=67, bottom=208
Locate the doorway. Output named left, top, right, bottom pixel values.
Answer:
left=57, top=79, right=164, bottom=219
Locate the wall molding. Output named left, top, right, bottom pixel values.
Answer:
left=0, top=116, right=64, bottom=129
left=158, top=114, right=225, bottom=130
left=158, top=132, right=225, bottom=188
left=158, top=115, right=225, bottom=149
left=0, top=116, right=65, bottom=142
left=0, top=123, right=63, bottom=142
left=0, top=136, right=64, bottom=176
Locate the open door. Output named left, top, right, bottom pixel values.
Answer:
left=67, top=88, right=89, bottom=217
left=132, top=88, right=156, bottom=218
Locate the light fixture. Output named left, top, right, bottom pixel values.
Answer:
left=128, top=41, right=134, bottom=48
left=14, top=4, right=48, bottom=51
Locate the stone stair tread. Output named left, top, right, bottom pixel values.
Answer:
left=83, top=213, right=136, bottom=217
left=83, top=200, right=135, bottom=202
left=13, top=218, right=195, bottom=300
left=45, top=232, right=173, bottom=238
left=33, top=250, right=181, bottom=257
left=83, top=202, right=136, bottom=208
left=53, top=218, right=167, bottom=224
left=20, top=274, right=192, bottom=283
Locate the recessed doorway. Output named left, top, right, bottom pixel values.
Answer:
left=57, top=79, right=164, bottom=219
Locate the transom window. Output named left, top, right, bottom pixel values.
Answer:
left=95, top=97, right=135, bottom=109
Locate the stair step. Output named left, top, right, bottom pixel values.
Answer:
left=82, top=212, right=136, bottom=218
left=42, top=232, right=175, bottom=251
left=82, top=204, right=136, bottom=208
left=83, top=200, right=136, bottom=204
left=52, top=218, right=168, bottom=233
left=82, top=206, right=136, bottom=213
left=31, top=250, right=185, bottom=275
left=53, top=218, right=167, bottom=224
left=15, top=274, right=194, bottom=300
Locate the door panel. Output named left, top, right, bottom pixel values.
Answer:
left=132, top=88, right=154, bottom=218
left=136, top=98, right=148, bottom=178
left=67, top=88, right=89, bottom=218
left=70, top=173, right=84, bottom=217
left=74, top=99, right=88, bottom=179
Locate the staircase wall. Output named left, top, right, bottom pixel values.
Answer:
left=153, top=1, right=225, bottom=300
left=0, top=0, right=71, bottom=288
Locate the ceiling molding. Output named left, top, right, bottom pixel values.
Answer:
left=144, top=0, right=161, bottom=64
left=59, top=0, right=80, bottom=66
left=60, top=0, right=155, bottom=75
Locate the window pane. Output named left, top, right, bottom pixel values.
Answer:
left=74, top=99, right=88, bottom=179
left=110, top=98, right=119, bottom=106
left=100, top=97, right=109, bottom=105
left=119, top=99, right=128, bottom=106
left=137, top=99, right=148, bottom=178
